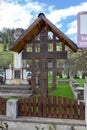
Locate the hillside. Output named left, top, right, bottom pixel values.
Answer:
left=0, top=43, right=13, bottom=69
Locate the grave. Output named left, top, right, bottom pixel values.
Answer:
left=75, top=87, right=84, bottom=100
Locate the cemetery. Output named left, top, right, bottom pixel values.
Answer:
left=0, top=12, right=87, bottom=130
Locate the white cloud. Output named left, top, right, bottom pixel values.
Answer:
left=66, top=20, right=77, bottom=35
left=0, top=0, right=45, bottom=30
left=25, top=1, right=46, bottom=13
left=63, top=2, right=87, bottom=41
left=0, top=1, right=33, bottom=29
left=0, top=0, right=87, bottom=41
left=47, top=2, right=87, bottom=25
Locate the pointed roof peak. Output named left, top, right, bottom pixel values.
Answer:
left=9, top=13, right=78, bottom=53
left=38, top=13, right=45, bottom=18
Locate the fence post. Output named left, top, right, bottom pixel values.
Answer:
left=6, top=99, right=18, bottom=118
left=84, top=81, right=87, bottom=127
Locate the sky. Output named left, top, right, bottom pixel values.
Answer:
left=0, top=0, right=87, bottom=43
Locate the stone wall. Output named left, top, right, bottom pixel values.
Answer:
left=69, top=80, right=84, bottom=101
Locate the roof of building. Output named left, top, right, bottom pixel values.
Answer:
left=9, top=13, right=78, bottom=53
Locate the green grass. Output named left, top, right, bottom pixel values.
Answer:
left=75, top=78, right=85, bottom=87
left=56, top=77, right=69, bottom=80
left=0, top=50, right=13, bottom=66
left=48, top=72, right=85, bottom=99
left=48, top=77, right=85, bottom=99
left=0, top=44, right=4, bottom=51
left=48, top=73, right=73, bottom=99
left=49, top=84, right=74, bottom=99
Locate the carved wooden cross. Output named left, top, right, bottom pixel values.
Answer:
left=22, top=26, right=67, bottom=96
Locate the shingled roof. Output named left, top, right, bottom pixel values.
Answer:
left=9, top=13, right=78, bottom=53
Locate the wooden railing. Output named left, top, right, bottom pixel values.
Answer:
left=18, top=96, right=85, bottom=120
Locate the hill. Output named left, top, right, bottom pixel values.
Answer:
left=0, top=43, right=13, bottom=70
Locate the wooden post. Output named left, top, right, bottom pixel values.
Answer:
left=40, top=27, right=48, bottom=96
left=84, top=83, right=87, bottom=127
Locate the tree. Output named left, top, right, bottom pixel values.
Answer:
left=63, top=48, right=87, bottom=78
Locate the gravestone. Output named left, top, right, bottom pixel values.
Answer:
left=6, top=64, right=13, bottom=84
left=13, top=52, right=22, bottom=84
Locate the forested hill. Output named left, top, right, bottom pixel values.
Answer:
left=0, top=28, right=24, bottom=50
left=0, top=28, right=18, bottom=70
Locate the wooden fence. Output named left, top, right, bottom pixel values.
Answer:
left=18, top=96, right=85, bottom=120
left=0, top=97, right=7, bottom=115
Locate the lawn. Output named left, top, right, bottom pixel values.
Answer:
left=49, top=84, right=74, bottom=99
left=58, top=77, right=85, bottom=87
left=48, top=73, right=85, bottom=99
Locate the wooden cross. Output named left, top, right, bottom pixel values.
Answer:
left=22, top=26, right=67, bottom=96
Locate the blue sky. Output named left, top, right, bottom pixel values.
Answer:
left=0, top=0, right=87, bottom=43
